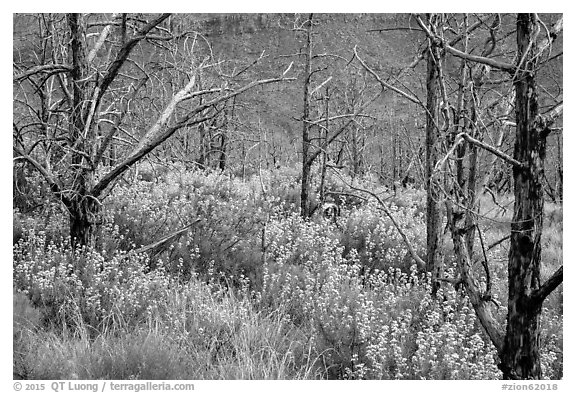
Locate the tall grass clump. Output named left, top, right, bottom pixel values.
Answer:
left=13, top=230, right=320, bottom=379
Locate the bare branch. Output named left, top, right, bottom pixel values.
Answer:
left=13, top=146, right=69, bottom=206
left=91, top=75, right=295, bottom=199
left=305, top=88, right=383, bottom=167
left=228, top=50, right=267, bottom=78
left=444, top=44, right=515, bottom=72
left=367, top=27, right=427, bottom=33
left=331, top=168, right=426, bottom=270
left=307, top=113, right=374, bottom=126
left=534, top=16, right=563, bottom=60
left=310, top=76, right=333, bottom=96
left=354, top=46, right=422, bottom=107
left=97, top=13, right=171, bottom=103
left=392, top=15, right=487, bottom=80
left=435, top=135, right=464, bottom=171
left=531, top=266, right=563, bottom=303
left=453, top=132, right=526, bottom=169
left=447, top=202, right=504, bottom=354
left=414, top=14, right=515, bottom=73
left=13, top=64, right=73, bottom=83
left=93, top=76, right=149, bottom=167
left=91, top=71, right=198, bottom=198
left=487, top=235, right=511, bottom=251
left=174, top=76, right=297, bottom=132
left=87, top=13, right=121, bottom=63
left=535, top=102, right=563, bottom=138
left=282, top=61, right=294, bottom=76
left=476, top=224, right=492, bottom=295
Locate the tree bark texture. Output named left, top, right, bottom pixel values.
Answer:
left=424, top=17, right=444, bottom=295
left=67, top=13, right=100, bottom=248
left=499, top=13, right=548, bottom=380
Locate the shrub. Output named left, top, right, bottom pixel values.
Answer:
left=13, top=166, right=563, bottom=380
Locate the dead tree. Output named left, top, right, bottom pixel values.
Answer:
left=500, top=14, right=564, bottom=380
left=424, top=13, right=563, bottom=379
left=422, top=14, right=445, bottom=295
left=13, top=13, right=295, bottom=247
left=300, top=14, right=315, bottom=218
left=294, top=15, right=380, bottom=218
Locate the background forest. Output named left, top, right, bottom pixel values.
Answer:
left=12, top=13, right=563, bottom=380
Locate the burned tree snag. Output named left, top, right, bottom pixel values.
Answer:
left=499, top=13, right=562, bottom=380
left=424, top=14, right=444, bottom=295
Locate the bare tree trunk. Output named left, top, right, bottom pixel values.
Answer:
left=499, top=14, right=548, bottom=380
left=218, top=130, right=227, bottom=171
left=379, top=144, right=385, bottom=184
left=555, top=133, right=563, bottom=200
left=68, top=198, right=101, bottom=248
left=319, top=88, right=329, bottom=204
left=392, top=125, right=398, bottom=190
left=197, top=122, right=207, bottom=170
left=241, top=139, right=247, bottom=181
left=496, top=14, right=564, bottom=379
left=196, top=74, right=208, bottom=170
left=300, top=13, right=314, bottom=218
left=219, top=98, right=234, bottom=171
left=68, top=13, right=99, bottom=248
left=447, top=200, right=504, bottom=354
left=424, top=15, right=443, bottom=295
left=483, top=94, right=512, bottom=193
left=461, top=89, right=478, bottom=257
left=352, top=128, right=358, bottom=177
left=416, top=12, right=563, bottom=380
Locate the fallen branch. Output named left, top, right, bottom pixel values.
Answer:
left=132, top=219, right=201, bottom=255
